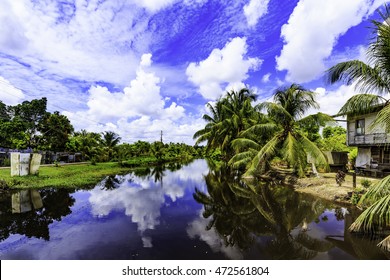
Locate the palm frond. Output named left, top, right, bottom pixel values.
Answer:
left=349, top=194, right=390, bottom=233
left=244, top=134, right=281, bottom=177
left=298, top=133, right=329, bottom=168
left=256, top=102, right=294, bottom=123
left=358, top=175, right=390, bottom=207
left=377, top=234, right=390, bottom=252
left=337, top=94, right=387, bottom=117
left=298, top=112, right=335, bottom=127
left=239, top=123, right=279, bottom=139
left=229, top=150, right=257, bottom=169
left=274, top=84, right=319, bottom=118
left=326, top=60, right=390, bottom=94
left=283, top=132, right=306, bottom=177
left=227, top=183, right=252, bottom=198
left=370, top=104, right=390, bottom=133
left=250, top=194, right=276, bottom=225
left=231, top=138, right=261, bottom=151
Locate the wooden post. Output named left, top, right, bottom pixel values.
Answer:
left=353, top=172, right=356, bottom=189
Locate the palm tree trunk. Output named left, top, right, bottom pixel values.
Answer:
left=311, top=162, right=319, bottom=177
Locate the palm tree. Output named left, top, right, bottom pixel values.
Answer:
left=193, top=88, right=259, bottom=161
left=327, top=5, right=390, bottom=95
left=349, top=176, right=390, bottom=251
left=326, top=5, right=390, bottom=130
left=100, top=131, right=121, bottom=160
left=72, top=129, right=102, bottom=161
left=326, top=4, right=390, bottom=251
left=230, top=84, right=332, bottom=177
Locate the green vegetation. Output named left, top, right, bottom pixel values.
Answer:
left=194, top=165, right=335, bottom=258
left=327, top=4, right=390, bottom=251
left=0, top=154, right=193, bottom=189
left=318, top=126, right=354, bottom=152
left=194, top=84, right=334, bottom=178
left=0, top=98, right=73, bottom=151
left=0, top=98, right=205, bottom=168
left=193, top=88, right=259, bottom=161
left=232, top=84, right=332, bottom=177
left=0, top=162, right=128, bottom=189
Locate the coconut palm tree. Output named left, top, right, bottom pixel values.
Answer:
left=193, top=88, right=259, bottom=161
left=230, top=84, right=332, bottom=177
left=100, top=131, right=121, bottom=160
left=326, top=5, right=390, bottom=130
left=326, top=4, right=390, bottom=251
left=327, top=5, right=390, bottom=95
left=349, top=176, right=390, bottom=251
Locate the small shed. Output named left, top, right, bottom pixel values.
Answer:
left=323, top=151, right=349, bottom=172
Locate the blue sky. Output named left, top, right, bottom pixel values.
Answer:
left=0, top=0, right=388, bottom=144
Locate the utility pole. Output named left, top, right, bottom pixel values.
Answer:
left=160, top=130, right=163, bottom=143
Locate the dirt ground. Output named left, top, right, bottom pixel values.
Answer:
left=295, top=173, right=380, bottom=204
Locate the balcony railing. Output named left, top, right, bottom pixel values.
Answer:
left=348, top=132, right=389, bottom=145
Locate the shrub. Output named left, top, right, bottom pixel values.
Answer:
left=335, top=170, right=346, bottom=186
left=361, top=179, right=372, bottom=188
left=351, top=192, right=361, bottom=205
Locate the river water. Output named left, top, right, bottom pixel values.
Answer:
left=0, top=159, right=388, bottom=259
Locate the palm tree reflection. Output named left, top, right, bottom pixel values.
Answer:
left=194, top=168, right=334, bottom=259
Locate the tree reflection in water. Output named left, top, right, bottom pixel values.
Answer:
left=0, top=189, right=75, bottom=241
left=194, top=166, right=336, bottom=259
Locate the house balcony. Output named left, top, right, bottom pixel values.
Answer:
left=348, top=132, right=389, bottom=146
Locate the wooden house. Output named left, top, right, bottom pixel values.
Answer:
left=347, top=109, right=390, bottom=176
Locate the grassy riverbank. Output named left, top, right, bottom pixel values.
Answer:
left=0, top=162, right=131, bottom=189
left=0, top=156, right=182, bottom=189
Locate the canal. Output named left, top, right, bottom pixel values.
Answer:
left=0, top=159, right=388, bottom=259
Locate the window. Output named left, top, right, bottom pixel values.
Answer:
left=356, top=119, right=365, bottom=135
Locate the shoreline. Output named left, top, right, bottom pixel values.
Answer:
left=294, top=173, right=379, bottom=205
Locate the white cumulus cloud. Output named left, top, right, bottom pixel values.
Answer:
left=243, top=0, right=271, bottom=27
left=80, top=53, right=185, bottom=122
left=133, top=0, right=178, bottom=12
left=186, top=37, right=262, bottom=100
left=305, top=84, right=359, bottom=118
left=262, top=73, right=271, bottom=83
left=276, top=0, right=388, bottom=83
left=63, top=53, right=205, bottom=144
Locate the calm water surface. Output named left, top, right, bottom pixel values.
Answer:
left=0, top=159, right=388, bottom=260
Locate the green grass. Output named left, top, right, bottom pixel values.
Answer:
left=0, top=162, right=133, bottom=189
left=0, top=155, right=197, bottom=189
left=0, top=156, right=172, bottom=189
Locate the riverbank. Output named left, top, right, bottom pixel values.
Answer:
left=0, top=156, right=188, bottom=189
left=0, top=162, right=132, bottom=189
left=0, top=158, right=382, bottom=205
left=295, top=172, right=380, bottom=205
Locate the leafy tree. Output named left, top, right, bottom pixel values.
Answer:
left=193, top=88, right=258, bottom=161
left=322, top=126, right=346, bottom=139
left=10, top=98, right=48, bottom=149
left=0, top=102, right=13, bottom=147
left=230, top=84, right=332, bottom=177
left=37, top=111, right=74, bottom=152
left=318, top=126, right=352, bottom=152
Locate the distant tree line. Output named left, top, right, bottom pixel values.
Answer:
left=0, top=98, right=205, bottom=165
